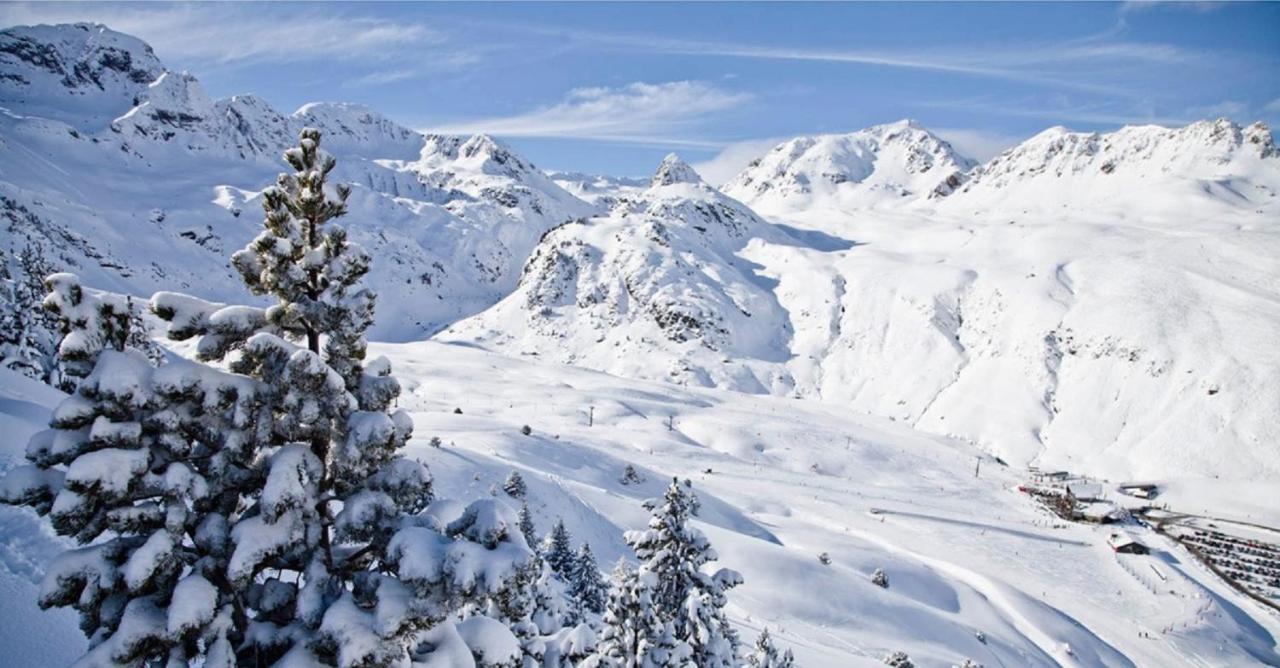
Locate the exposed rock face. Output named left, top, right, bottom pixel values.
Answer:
left=1, top=23, right=164, bottom=127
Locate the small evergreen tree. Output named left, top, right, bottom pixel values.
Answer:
left=626, top=478, right=742, bottom=665
left=620, top=464, right=643, bottom=486
left=570, top=542, right=608, bottom=616
left=445, top=503, right=566, bottom=667
left=872, top=567, right=889, bottom=588
left=884, top=650, right=915, bottom=668
left=586, top=560, right=688, bottom=668
left=0, top=244, right=63, bottom=387
left=542, top=518, right=575, bottom=578
left=504, top=469, right=528, bottom=499
left=519, top=501, right=538, bottom=547
left=748, top=628, right=795, bottom=668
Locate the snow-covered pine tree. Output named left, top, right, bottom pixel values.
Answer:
left=620, top=464, right=643, bottom=486
left=542, top=518, right=575, bottom=579
left=0, top=244, right=62, bottom=386
left=872, top=567, right=889, bottom=588
left=747, top=628, right=795, bottom=668
left=626, top=478, right=742, bottom=664
left=570, top=542, right=607, bottom=616
left=0, top=272, right=272, bottom=666
left=585, top=560, right=689, bottom=668
left=884, top=650, right=915, bottom=667
left=144, top=127, right=448, bottom=664
left=0, top=129, right=537, bottom=667
left=681, top=569, right=742, bottom=667
left=504, top=469, right=527, bottom=499
left=519, top=501, right=538, bottom=548
left=464, top=504, right=578, bottom=666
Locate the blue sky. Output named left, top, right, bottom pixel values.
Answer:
left=4, top=1, right=1279, bottom=180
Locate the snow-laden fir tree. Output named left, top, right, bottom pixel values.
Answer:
left=871, top=567, right=889, bottom=588
left=0, top=129, right=538, bottom=667
left=620, top=464, right=643, bottom=486
left=0, top=271, right=270, bottom=666
left=504, top=469, right=528, bottom=499
left=884, top=650, right=915, bottom=668
left=626, top=478, right=741, bottom=665
left=0, top=244, right=62, bottom=386
left=585, top=560, right=688, bottom=668
left=569, top=542, right=608, bottom=616
left=542, top=518, right=576, bottom=579
left=519, top=501, right=538, bottom=547
left=747, top=628, right=794, bottom=668
left=679, top=567, right=742, bottom=667
left=492, top=553, right=577, bottom=664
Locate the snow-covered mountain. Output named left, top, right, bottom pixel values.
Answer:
left=722, top=120, right=976, bottom=212
left=0, top=22, right=595, bottom=339
left=446, top=121, right=1280, bottom=485
left=0, top=22, right=164, bottom=129
left=934, top=119, right=1280, bottom=215
left=5, top=23, right=1280, bottom=498
left=442, top=155, right=796, bottom=391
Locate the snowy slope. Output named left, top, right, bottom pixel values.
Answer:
left=11, top=340, right=1273, bottom=666
left=0, top=23, right=595, bottom=340
left=305, top=341, right=1280, bottom=666
left=722, top=120, right=976, bottom=213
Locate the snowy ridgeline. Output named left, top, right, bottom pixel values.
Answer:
left=5, top=23, right=1280, bottom=486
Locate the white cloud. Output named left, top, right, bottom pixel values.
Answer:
left=1119, top=1, right=1224, bottom=14
left=691, top=137, right=785, bottom=187
left=1266, top=98, right=1280, bottom=113
left=921, top=98, right=1192, bottom=128
left=931, top=128, right=1029, bottom=163
left=502, top=22, right=1215, bottom=99
left=426, top=81, right=748, bottom=147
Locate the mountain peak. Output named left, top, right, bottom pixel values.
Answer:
left=650, top=153, right=703, bottom=187
left=723, top=121, right=974, bottom=210
left=0, top=22, right=166, bottom=128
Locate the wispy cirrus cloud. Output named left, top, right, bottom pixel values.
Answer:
left=691, top=137, right=787, bottom=186
left=494, top=21, right=1215, bottom=100
left=921, top=97, right=1194, bottom=128
left=426, top=81, right=749, bottom=148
